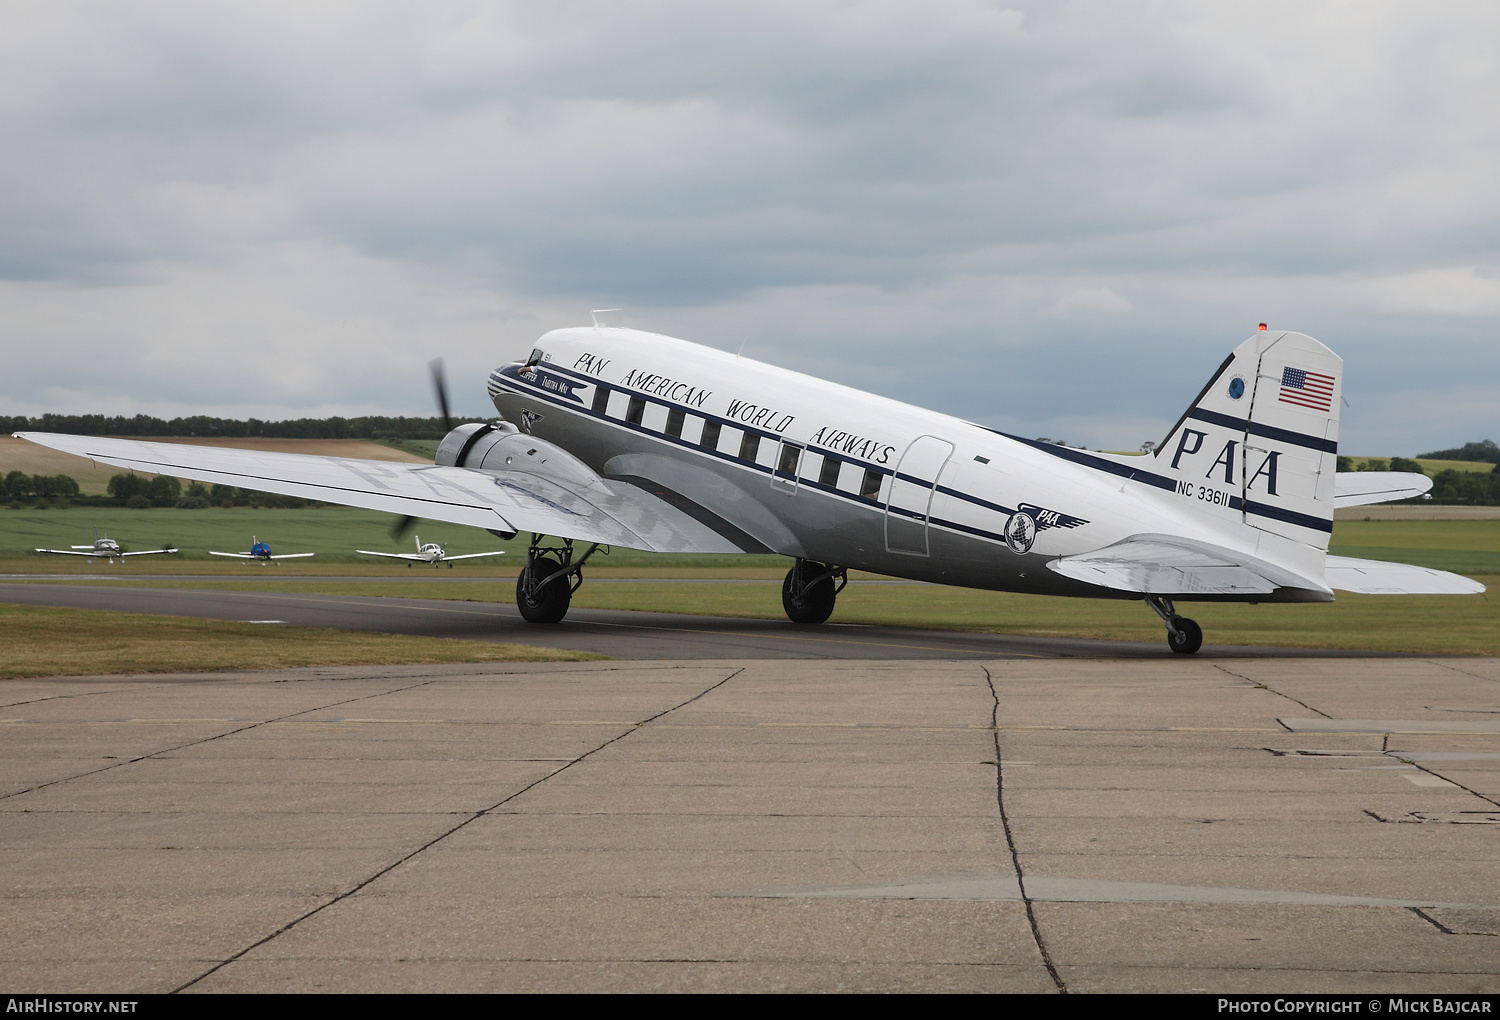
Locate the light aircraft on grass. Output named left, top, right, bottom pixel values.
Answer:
left=16, top=323, right=1484, bottom=653
left=357, top=534, right=508, bottom=568
left=208, top=537, right=314, bottom=564
left=35, top=526, right=177, bottom=564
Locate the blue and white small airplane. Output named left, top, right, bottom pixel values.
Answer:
left=357, top=534, right=507, bottom=568
left=209, top=536, right=314, bottom=564
left=16, top=324, right=1483, bottom=652
left=36, top=526, right=177, bottom=564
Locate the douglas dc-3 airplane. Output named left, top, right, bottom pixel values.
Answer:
left=16, top=325, right=1484, bottom=653
left=357, top=534, right=508, bottom=568
left=36, top=526, right=177, bottom=564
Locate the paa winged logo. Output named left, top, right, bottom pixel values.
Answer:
left=519, top=409, right=545, bottom=434
left=1017, top=503, right=1089, bottom=532
left=1005, top=503, right=1089, bottom=555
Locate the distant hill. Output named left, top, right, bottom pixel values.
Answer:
left=1418, top=439, right=1499, bottom=463
left=1, top=413, right=497, bottom=441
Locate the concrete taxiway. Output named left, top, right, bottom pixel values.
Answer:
left=0, top=581, right=1385, bottom=659
left=3, top=657, right=1498, bottom=993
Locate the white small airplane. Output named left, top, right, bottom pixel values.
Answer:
left=16, top=323, right=1484, bottom=653
left=35, top=527, right=178, bottom=564
left=209, top=536, right=315, bottom=564
left=357, top=534, right=508, bottom=568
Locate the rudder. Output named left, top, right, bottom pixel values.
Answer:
left=1155, top=331, right=1341, bottom=551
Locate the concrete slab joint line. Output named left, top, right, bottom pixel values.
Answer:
left=0, top=677, right=442, bottom=802
left=169, top=666, right=745, bottom=994
left=983, top=666, right=1067, bottom=995
left=1213, top=663, right=1331, bottom=719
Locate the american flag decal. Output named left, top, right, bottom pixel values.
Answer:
left=1278, top=366, right=1335, bottom=412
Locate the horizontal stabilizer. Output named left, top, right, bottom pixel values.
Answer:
left=1334, top=472, right=1432, bottom=508
left=1048, top=534, right=1324, bottom=597
left=1324, top=556, right=1485, bottom=595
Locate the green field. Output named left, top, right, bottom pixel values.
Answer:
left=0, top=507, right=794, bottom=568
left=1, top=508, right=1496, bottom=573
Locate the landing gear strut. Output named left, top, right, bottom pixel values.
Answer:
left=1146, top=595, right=1203, bottom=655
left=782, top=559, right=847, bottom=625
left=516, top=535, right=600, bottom=624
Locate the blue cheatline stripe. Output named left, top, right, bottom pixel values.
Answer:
left=1187, top=408, right=1338, bottom=454
left=991, top=431, right=1179, bottom=493
left=1243, top=499, right=1334, bottom=534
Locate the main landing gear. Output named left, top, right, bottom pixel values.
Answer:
left=1146, top=595, right=1203, bottom=655
left=782, top=559, right=847, bottom=625
left=516, top=535, right=600, bottom=624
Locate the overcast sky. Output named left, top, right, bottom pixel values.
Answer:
left=2, top=2, right=1496, bottom=454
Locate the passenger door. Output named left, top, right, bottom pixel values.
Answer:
left=884, top=435, right=954, bottom=556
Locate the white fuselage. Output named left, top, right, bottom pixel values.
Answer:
left=488, top=327, right=1327, bottom=601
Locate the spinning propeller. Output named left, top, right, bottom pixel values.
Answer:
left=391, top=358, right=453, bottom=541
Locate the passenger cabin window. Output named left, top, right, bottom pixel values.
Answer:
left=592, top=384, right=611, bottom=414
left=819, top=455, right=842, bottom=488
left=699, top=421, right=721, bottom=450
left=665, top=408, right=685, bottom=438
left=626, top=396, right=645, bottom=425
left=777, top=443, right=801, bottom=477
left=860, top=467, right=883, bottom=500
left=739, top=432, right=760, bottom=462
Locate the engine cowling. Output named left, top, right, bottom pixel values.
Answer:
left=434, top=422, right=607, bottom=491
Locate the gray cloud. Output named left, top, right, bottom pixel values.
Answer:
left=1, top=1, right=1496, bottom=452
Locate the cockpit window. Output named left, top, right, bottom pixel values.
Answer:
left=525, top=348, right=544, bottom=367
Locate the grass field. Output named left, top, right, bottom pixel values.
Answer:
left=2, top=509, right=1494, bottom=657
left=0, top=603, right=600, bottom=680
left=1, top=508, right=1496, bottom=573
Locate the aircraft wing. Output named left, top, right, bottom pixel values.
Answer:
left=15, top=432, right=743, bottom=554
left=120, top=548, right=177, bottom=557
left=209, top=551, right=254, bottom=558
left=1047, top=534, right=1324, bottom=597
left=355, top=550, right=425, bottom=561
left=36, top=548, right=100, bottom=557
left=1324, top=556, right=1485, bottom=595
left=438, top=550, right=507, bottom=560
left=1334, top=471, right=1432, bottom=508
left=268, top=553, right=316, bottom=560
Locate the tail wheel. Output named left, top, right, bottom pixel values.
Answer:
left=1167, top=617, right=1203, bottom=654
left=517, top=556, right=571, bottom=624
left=782, top=561, right=837, bottom=625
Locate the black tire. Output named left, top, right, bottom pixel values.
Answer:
left=1167, top=616, right=1203, bottom=654
left=516, top=557, right=571, bottom=624
left=782, top=562, right=836, bottom=625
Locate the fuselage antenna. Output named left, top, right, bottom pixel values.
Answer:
left=591, top=309, right=622, bottom=329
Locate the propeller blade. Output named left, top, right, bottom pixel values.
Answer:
left=429, top=358, right=453, bottom=434
left=390, top=515, right=417, bottom=541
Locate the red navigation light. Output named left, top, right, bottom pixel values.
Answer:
left=1258, top=323, right=1267, bottom=331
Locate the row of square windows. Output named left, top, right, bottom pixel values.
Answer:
left=592, top=384, right=885, bottom=500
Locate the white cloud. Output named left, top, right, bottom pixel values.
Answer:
left=0, top=1, right=1497, bottom=455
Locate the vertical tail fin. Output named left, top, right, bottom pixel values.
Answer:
left=1155, top=331, right=1341, bottom=550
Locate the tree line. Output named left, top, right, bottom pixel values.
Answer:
left=2, top=413, right=495, bottom=440
left=1338, top=453, right=1499, bottom=505
left=5, top=472, right=320, bottom=509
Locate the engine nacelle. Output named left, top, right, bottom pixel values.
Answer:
left=434, top=422, right=607, bottom=491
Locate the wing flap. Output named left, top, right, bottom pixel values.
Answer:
left=15, top=432, right=742, bottom=554
left=1048, top=534, right=1322, bottom=597
left=1334, top=471, right=1433, bottom=508
left=1324, top=556, right=1485, bottom=595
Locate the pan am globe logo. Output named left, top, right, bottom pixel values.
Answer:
left=1228, top=375, right=1246, bottom=400
left=1004, top=511, right=1037, bottom=554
